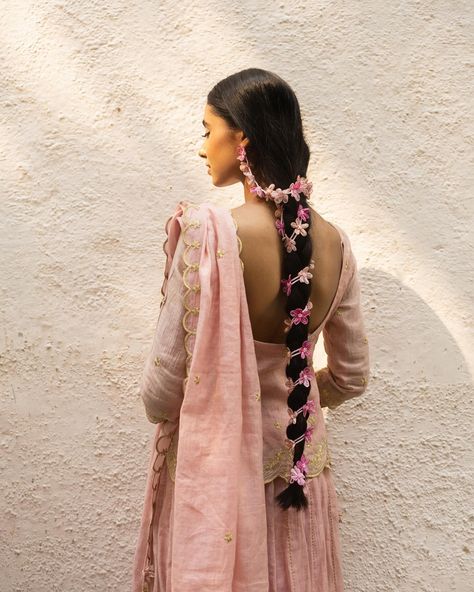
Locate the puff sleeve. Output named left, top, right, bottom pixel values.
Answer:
left=316, top=250, right=370, bottom=410
left=139, top=221, right=187, bottom=424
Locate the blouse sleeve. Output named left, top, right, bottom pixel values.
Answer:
left=316, top=250, right=370, bottom=410
left=140, top=224, right=187, bottom=424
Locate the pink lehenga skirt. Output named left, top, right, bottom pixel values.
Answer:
left=148, top=461, right=345, bottom=592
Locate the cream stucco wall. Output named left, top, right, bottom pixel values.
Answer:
left=1, top=1, right=472, bottom=591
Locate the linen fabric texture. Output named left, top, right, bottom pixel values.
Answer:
left=132, top=200, right=370, bottom=592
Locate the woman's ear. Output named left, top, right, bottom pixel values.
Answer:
left=235, top=130, right=250, bottom=148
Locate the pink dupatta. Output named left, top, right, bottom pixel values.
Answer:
left=132, top=200, right=269, bottom=591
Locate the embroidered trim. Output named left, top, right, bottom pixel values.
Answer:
left=180, top=201, right=202, bottom=391
left=167, top=413, right=331, bottom=483
left=262, top=414, right=331, bottom=484
left=165, top=200, right=202, bottom=478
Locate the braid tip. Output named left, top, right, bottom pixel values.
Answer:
left=275, top=481, right=309, bottom=511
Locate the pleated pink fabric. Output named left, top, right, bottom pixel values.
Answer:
left=132, top=199, right=370, bottom=592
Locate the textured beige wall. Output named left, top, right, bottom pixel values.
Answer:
left=1, top=1, right=472, bottom=591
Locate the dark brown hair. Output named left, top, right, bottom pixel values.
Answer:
left=207, top=67, right=313, bottom=510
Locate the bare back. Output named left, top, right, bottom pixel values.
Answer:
left=230, top=202, right=343, bottom=344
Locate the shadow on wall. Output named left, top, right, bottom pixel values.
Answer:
left=326, top=265, right=472, bottom=592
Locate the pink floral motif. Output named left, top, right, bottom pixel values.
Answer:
left=297, top=176, right=313, bottom=196
left=289, top=453, right=309, bottom=485
left=287, top=407, right=298, bottom=424
left=290, top=217, right=309, bottom=237
left=303, top=399, right=316, bottom=415
left=296, top=453, right=309, bottom=473
left=299, top=366, right=313, bottom=387
left=297, top=203, right=310, bottom=221
left=288, top=180, right=303, bottom=201
left=281, top=275, right=292, bottom=296
left=304, top=425, right=314, bottom=443
left=251, top=185, right=266, bottom=198
left=275, top=218, right=285, bottom=237
left=289, top=466, right=305, bottom=485
left=284, top=235, right=297, bottom=253
left=299, top=340, right=312, bottom=359
left=290, top=307, right=311, bottom=325
left=237, top=145, right=246, bottom=161
left=297, top=265, right=313, bottom=284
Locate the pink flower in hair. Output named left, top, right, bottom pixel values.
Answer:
left=299, top=366, right=313, bottom=387
left=284, top=236, right=297, bottom=253
left=299, top=340, right=312, bottom=359
left=297, top=265, right=313, bottom=284
left=275, top=218, right=285, bottom=237
left=296, top=453, right=309, bottom=473
left=303, top=399, right=316, bottom=415
left=289, top=465, right=306, bottom=486
left=288, top=180, right=303, bottom=201
left=297, top=176, right=313, bottom=196
left=237, top=145, right=247, bottom=161
left=281, top=275, right=292, bottom=296
left=290, top=307, right=311, bottom=325
left=297, top=204, right=310, bottom=222
left=304, top=425, right=314, bottom=443
left=251, top=185, right=266, bottom=198
left=290, top=217, right=309, bottom=237
left=287, top=407, right=298, bottom=424
left=269, top=188, right=286, bottom=204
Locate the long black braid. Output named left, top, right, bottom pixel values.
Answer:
left=275, top=193, right=314, bottom=510
left=207, top=67, right=315, bottom=510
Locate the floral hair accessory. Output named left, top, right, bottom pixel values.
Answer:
left=287, top=398, right=317, bottom=425
left=236, top=143, right=316, bottom=507
left=281, top=261, right=315, bottom=296
left=289, top=454, right=309, bottom=487
left=284, top=301, right=313, bottom=334
left=286, top=339, right=313, bottom=367
left=237, top=145, right=313, bottom=205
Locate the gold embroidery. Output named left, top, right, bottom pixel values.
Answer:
left=165, top=201, right=202, bottom=480
left=145, top=409, right=168, bottom=423
left=363, top=336, right=368, bottom=343
left=262, top=416, right=331, bottom=484
left=153, top=356, right=161, bottom=367
left=274, top=421, right=281, bottom=429
left=217, top=248, right=225, bottom=258
left=224, top=531, right=233, bottom=543
left=181, top=202, right=202, bottom=380
left=255, top=391, right=261, bottom=401
left=194, top=375, right=200, bottom=384
left=360, top=376, right=367, bottom=385
left=335, top=307, right=342, bottom=315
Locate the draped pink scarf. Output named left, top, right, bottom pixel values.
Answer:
left=132, top=200, right=269, bottom=591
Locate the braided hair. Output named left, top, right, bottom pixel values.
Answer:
left=207, top=68, right=315, bottom=510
